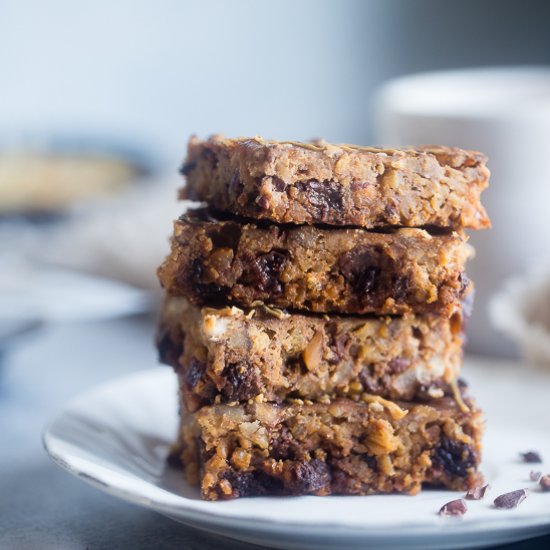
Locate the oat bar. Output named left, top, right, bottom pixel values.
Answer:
left=180, top=135, right=490, bottom=230
left=175, top=392, right=483, bottom=500
left=157, top=297, right=464, bottom=411
left=158, top=209, right=472, bottom=315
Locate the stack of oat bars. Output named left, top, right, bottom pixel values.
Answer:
left=157, top=136, right=490, bottom=500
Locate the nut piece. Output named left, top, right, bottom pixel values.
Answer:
left=530, top=471, right=542, bottom=482
left=520, top=451, right=542, bottom=463
left=439, top=499, right=467, bottom=516
left=494, top=489, right=529, bottom=509
left=539, top=475, right=550, bottom=491
left=465, top=484, right=490, bottom=500
left=302, top=331, right=324, bottom=372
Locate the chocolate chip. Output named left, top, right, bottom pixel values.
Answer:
left=439, top=499, right=467, bottom=516
left=494, top=489, right=529, bottom=509
left=530, top=471, right=542, bottom=481
left=540, top=475, right=550, bottom=491
left=286, top=459, right=331, bottom=494
left=295, top=179, right=343, bottom=222
left=185, top=358, right=206, bottom=389
left=221, top=363, right=261, bottom=402
left=432, top=438, right=476, bottom=478
left=521, top=451, right=542, bottom=463
left=465, top=484, right=490, bottom=500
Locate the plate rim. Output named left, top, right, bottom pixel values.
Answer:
left=42, top=366, right=550, bottom=541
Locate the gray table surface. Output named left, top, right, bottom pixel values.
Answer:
left=1, top=314, right=549, bottom=550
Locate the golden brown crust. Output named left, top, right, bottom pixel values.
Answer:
left=180, top=135, right=490, bottom=230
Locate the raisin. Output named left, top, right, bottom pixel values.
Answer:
left=229, top=171, right=244, bottom=196
left=189, top=258, right=228, bottom=304
left=241, top=250, right=288, bottom=295
left=326, top=323, right=351, bottom=362
left=272, top=426, right=298, bottom=460
left=179, top=160, right=196, bottom=176
left=223, top=471, right=283, bottom=498
left=208, top=224, right=242, bottom=250
left=393, top=276, right=410, bottom=301
left=432, top=438, right=475, bottom=478
left=156, top=327, right=182, bottom=368
left=295, top=179, right=343, bottom=221
left=272, top=176, right=286, bottom=192
left=339, top=249, right=381, bottom=298
left=185, top=358, right=206, bottom=389
left=221, top=363, right=261, bottom=401
left=285, top=459, right=331, bottom=494
left=387, top=357, right=410, bottom=374
left=360, top=454, right=378, bottom=470
left=359, top=365, right=381, bottom=393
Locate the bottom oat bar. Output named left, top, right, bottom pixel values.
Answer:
left=157, top=297, right=464, bottom=411
left=174, top=393, right=483, bottom=500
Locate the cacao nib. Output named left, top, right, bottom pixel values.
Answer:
left=439, top=499, right=467, bottom=516
left=465, top=484, right=490, bottom=500
left=530, top=471, right=542, bottom=481
left=494, top=489, right=529, bottom=509
left=432, top=438, right=475, bottom=478
left=520, top=451, right=542, bottom=463
left=539, top=475, right=550, bottom=491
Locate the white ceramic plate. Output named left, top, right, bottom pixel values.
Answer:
left=43, top=358, right=550, bottom=550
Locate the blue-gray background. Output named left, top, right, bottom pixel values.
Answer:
left=3, top=0, right=550, bottom=166
left=3, top=1, right=550, bottom=549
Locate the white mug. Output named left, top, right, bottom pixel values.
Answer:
left=375, top=67, right=550, bottom=357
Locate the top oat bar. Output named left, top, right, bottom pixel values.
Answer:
left=180, top=135, right=490, bottom=229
